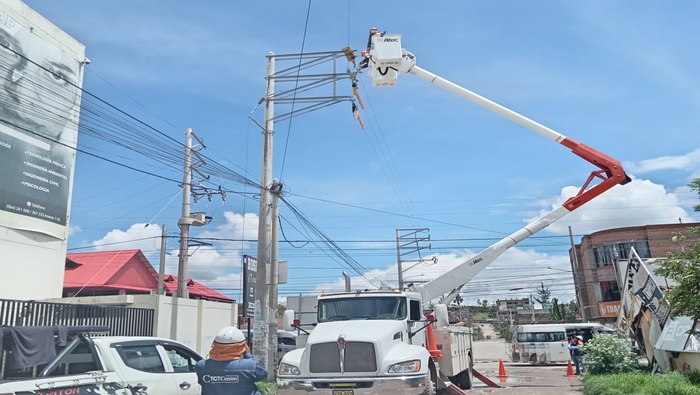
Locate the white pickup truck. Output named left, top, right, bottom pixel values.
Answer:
left=0, top=326, right=203, bottom=395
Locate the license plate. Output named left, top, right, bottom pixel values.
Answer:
left=332, top=391, right=354, bottom=395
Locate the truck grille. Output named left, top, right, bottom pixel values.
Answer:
left=309, top=342, right=377, bottom=373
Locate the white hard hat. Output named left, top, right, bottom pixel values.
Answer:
left=575, top=335, right=583, bottom=340
left=214, top=326, right=246, bottom=344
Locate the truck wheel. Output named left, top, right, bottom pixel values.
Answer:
left=456, top=368, right=472, bottom=390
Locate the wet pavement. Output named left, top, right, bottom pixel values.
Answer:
left=468, top=361, right=583, bottom=395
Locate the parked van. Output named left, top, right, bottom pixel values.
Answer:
left=277, top=330, right=297, bottom=360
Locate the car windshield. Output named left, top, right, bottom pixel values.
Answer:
left=317, top=296, right=407, bottom=322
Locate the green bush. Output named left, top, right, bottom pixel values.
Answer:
left=582, top=333, right=639, bottom=375
left=583, top=372, right=700, bottom=395
left=257, top=381, right=277, bottom=395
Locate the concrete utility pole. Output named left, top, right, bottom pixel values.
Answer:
left=253, top=54, right=275, bottom=373
left=568, top=226, right=586, bottom=321
left=268, top=179, right=282, bottom=377
left=248, top=49, right=358, bottom=377
left=157, top=224, right=167, bottom=295
left=177, top=128, right=194, bottom=299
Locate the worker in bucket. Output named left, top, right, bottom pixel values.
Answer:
left=568, top=335, right=585, bottom=375
left=195, top=326, right=267, bottom=395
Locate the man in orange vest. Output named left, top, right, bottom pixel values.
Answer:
left=568, top=335, right=585, bottom=375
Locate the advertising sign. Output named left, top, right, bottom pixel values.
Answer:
left=0, top=2, right=84, bottom=239
left=242, top=255, right=257, bottom=318
left=598, top=301, right=621, bottom=318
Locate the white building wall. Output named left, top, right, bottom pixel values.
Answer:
left=0, top=0, right=86, bottom=300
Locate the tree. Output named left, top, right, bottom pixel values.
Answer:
left=533, top=282, right=551, bottom=304
left=549, top=298, right=576, bottom=321
left=654, top=178, right=700, bottom=331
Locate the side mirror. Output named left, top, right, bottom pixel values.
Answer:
left=434, top=304, right=449, bottom=327
left=283, top=310, right=295, bottom=331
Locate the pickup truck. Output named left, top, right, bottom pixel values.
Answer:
left=0, top=325, right=203, bottom=395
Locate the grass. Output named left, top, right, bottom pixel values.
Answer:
left=257, top=381, right=277, bottom=395
left=583, top=372, right=700, bottom=395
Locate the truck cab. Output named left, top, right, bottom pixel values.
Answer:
left=278, top=290, right=438, bottom=394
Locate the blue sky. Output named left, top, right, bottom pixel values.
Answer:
left=23, top=1, right=700, bottom=305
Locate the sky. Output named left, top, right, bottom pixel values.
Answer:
left=20, top=1, right=700, bottom=307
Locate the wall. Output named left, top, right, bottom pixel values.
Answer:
left=0, top=0, right=86, bottom=300
left=49, top=294, right=238, bottom=356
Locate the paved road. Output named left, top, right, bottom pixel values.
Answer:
left=468, top=339, right=583, bottom=395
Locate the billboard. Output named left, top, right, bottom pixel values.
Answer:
left=0, top=0, right=85, bottom=239
left=242, top=255, right=257, bottom=318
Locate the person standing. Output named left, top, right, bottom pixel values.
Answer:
left=195, top=326, right=268, bottom=395
left=568, top=335, right=585, bottom=375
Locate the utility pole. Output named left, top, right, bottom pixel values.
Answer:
left=253, top=54, right=275, bottom=373
left=157, top=224, right=167, bottom=295
left=396, top=228, right=432, bottom=290
left=268, top=179, right=282, bottom=376
left=568, top=226, right=586, bottom=321
left=248, top=49, right=357, bottom=377
left=177, top=128, right=194, bottom=299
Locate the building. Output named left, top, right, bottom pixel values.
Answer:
left=65, top=249, right=232, bottom=302
left=570, top=222, right=699, bottom=325
left=496, top=298, right=552, bottom=324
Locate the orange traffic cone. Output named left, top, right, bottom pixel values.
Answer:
left=565, top=360, right=576, bottom=377
left=496, top=359, right=508, bottom=378
left=426, top=322, right=442, bottom=360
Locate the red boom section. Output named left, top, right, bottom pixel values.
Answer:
left=560, top=137, right=631, bottom=212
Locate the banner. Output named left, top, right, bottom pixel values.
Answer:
left=242, top=255, right=257, bottom=318
left=0, top=5, right=83, bottom=239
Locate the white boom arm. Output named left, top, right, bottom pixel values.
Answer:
left=364, top=31, right=630, bottom=305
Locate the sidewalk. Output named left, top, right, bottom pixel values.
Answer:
left=468, top=361, right=583, bottom=395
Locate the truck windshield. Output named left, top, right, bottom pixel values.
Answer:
left=317, top=296, right=407, bottom=322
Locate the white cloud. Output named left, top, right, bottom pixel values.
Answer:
left=92, top=223, right=163, bottom=252
left=527, top=178, right=694, bottom=235
left=624, top=149, right=700, bottom=174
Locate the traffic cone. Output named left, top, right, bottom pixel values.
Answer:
left=496, top=359, right=508, bottom=378
left=426, top=322, right=442, bottom=360
left=565, top=360, right=576, bottom=377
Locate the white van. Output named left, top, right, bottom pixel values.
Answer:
left=277, top=330, right=297, bottom=361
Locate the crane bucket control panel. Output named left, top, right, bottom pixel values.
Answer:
left=369, top=34, right=403, bottom=87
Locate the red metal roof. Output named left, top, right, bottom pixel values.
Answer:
left=65, top=250, right=232, bottom=302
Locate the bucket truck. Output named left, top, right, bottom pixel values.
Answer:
left=277, top=30, right=631, bottom=395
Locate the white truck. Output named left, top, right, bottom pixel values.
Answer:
left=277, top=29, right=630, bottom=395
left=0, top=326, right=203, bottom=395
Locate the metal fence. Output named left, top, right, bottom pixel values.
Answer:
left=0, top=298, right=154, bottom=336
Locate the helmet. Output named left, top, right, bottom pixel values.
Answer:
left=215, top=326, right=246, bottom=344
left=575, top=335, right=583, bottom=340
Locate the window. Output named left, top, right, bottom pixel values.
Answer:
left=162, top=344, right=201, bottom=373
left=317, top=297, right=407, bottom=322
left=593, top=241, right=651, bottom=267
left=120, top=345, right=165, bottom=373
left=599, top=281, right=620, bottom=302
left=516, top=331, right=566, bottom=342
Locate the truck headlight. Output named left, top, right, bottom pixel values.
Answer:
left=387, top=360, right=421, bottom=373
left=278, top=362, right=301, bottom=376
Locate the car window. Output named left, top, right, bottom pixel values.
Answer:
left=162, top=344, right=201, bottom=373
left=120, top=345, right=165, bottom=373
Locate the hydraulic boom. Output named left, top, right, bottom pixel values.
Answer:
left=361, top=30, right=631, bottom=305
